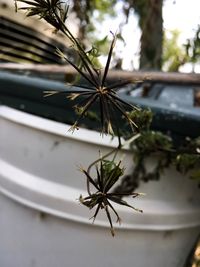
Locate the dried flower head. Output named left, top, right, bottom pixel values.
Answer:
left=79, top=159, right=143, bottom=236
left=15, top=0, right=69, bottom=30
left=57, top=33, right=140, bottom=135
left=15, top=0, right=141, bottom=135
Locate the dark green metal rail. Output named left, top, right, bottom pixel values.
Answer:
left=0, top=16, right=70, bottom=64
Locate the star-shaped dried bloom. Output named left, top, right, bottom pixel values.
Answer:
left=79, top=159, right=143, bottom=236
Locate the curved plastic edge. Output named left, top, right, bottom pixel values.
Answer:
left=0, top=106, right=124, bottom=148
left=0, top=158, right=200, bottom=232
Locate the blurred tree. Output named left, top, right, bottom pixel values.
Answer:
left=71, top=0, right=199, bottom=72
left=71, top=0, right=163, bottom=70
left=71, top=0, right=117, bottom=68
left=124, top=0, right=163, bottom=70
left=71, top=0, right=117, bottom=41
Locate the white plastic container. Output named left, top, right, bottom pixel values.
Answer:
left=0, top=106, right=199, bottom=267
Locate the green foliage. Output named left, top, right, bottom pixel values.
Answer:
left=163, top=30, right=189, bottom=72
left=90, top=0, right=117, bottom=19
left=184, top=25, right=200, bottom=67
left=176, top=154, right=200, bottom=174
left=114, top=132, right=200, bottom=195
left=86, top=36, right=110, bottom=68
left=132, top=131, right=172, bottom=157
left=132, top=131, right=172, bottom=183
left=127, top=108, right=153, bottom=131
left=174, top=137, right=200, bottom=181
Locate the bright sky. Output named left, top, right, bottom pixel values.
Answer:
left=163, top=0, right=200, bottom=72
left=163, top=0, right=200, bottom=41
left=98, top=0, right=200, bottom=72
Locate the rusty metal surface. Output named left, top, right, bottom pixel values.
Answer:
left=0, top=63, right=200, bottom=84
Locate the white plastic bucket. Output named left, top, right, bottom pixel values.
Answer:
left=0, top=106, right=199, bottom=267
